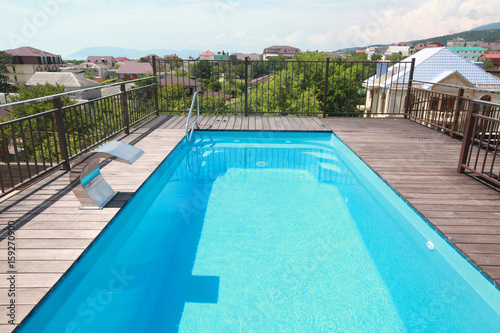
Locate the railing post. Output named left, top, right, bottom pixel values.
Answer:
left=404, top=58, right=416, bottom=118
left=120, top=83, right=130, bottom=135
left=458, top=101, right=477, bottom=173
left=152, top=56, right=160, bottom=116
left=450, top=87, right=464, bottom=138
left=53, top=97, right=70, bottom=170
left=322, top=57, right=330, bottom=118
left=244, top=57, right=249, bottom=117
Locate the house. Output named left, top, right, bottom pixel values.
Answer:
left=448, top=47, right=484, bottom=62
left=199, top=50, right=215, bottom=61
left=364, top=47, right=500, bottom=115
left=466, top=40, right=500, bottom=49
left=262, top=45, right=300, bottom=60
left=413, top=42, right=444, bottom=53
left=203, top=91, right=232, bottom=101
left=326, top=52, right=346, bottom=59
left=85, top=56, right=116, bottom=70
left=116, top=62, right=153, bottom=81
left=3, top=46, right=63, bottom=85
left=145, top=54, right=160, bottom=62
left=488, top=45, right=500, bottom=54
left=78, top=62, right=110, bottom=80
left=479, top=54, right=500, bottom=69
left=160, top=76, right=202, bottom=93
left=230, top=53, right=261, bottom=61
left=384, top=45, right=411, bottom=59
left=116, top=57, right=130, bottom=62
left=250, top=74, right=273, bottom=85
left=26, top=72, right=101, bottom=100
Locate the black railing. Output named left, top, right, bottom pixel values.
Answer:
left=0, top=78, right=157, bottom=197
left=459, top=99, right=500, bottom=186
left=153, top=57, right=415, bottom=117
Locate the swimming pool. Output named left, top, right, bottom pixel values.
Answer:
left=17, top=131, right=500, bottom=332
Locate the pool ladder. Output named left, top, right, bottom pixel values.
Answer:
left=186, top=92, right=200, bottom=141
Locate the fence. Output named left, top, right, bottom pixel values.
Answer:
left=459, top=99, right=500, bottom=186
left=153, top=57, right=415, bottom=117
left=0, top=78, right=157, bottom=197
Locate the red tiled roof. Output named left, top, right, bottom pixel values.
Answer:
left=482, top=54, right=500, bottom=59
left=203, top=91, right=232, bottom=99
left=4, top=46, right=60, bottom=57
left=199, top=50, right=215, bottom=57
left=160, top=76, right=202, bottom=87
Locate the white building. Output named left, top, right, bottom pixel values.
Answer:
left=26, top=72, right=101, bottom=101
left=448, top=47, right=484, bottom=62
left=364, top=47, right=500, bottom=115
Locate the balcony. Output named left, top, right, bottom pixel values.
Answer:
left=1, top=58, right=500, bottom=329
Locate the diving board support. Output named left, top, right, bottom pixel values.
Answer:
left=69, top=141, right=144, bottom=210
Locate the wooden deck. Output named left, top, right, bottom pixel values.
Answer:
left=1, top=115, right=500, bottom=330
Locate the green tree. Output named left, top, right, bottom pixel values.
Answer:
left=139, top=57, right=150, bottom=63
left=84, top=71, right=95, bottom=80
left=371, top=54, right=383, bottom=61
left=0, top=51, right=18, bottom=97
left=389, top=52, right=406, bottom=62
left=482, top=57, right=495, bottom=71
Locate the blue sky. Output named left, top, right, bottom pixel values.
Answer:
left=1, top=0, right=500, bottom=57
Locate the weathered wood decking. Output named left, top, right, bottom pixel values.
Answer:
left=1, top=115, right=500, bottom=331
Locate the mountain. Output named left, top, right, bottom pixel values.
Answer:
left=409, top=29, right=500, bottom=46
left=65, top=47, right=203, bottom=60
left=470, top=22, right=500, bottom=32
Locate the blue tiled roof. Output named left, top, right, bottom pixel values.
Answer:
left=366, top=47, right=500, bottom=88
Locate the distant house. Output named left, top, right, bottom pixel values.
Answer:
left=116, top=57, right=130, bottom=62
left=488, top=45, right=500, bottom=54
left=479, top=54, right=500, bottom=69
left=203, top=91, right=232, bottom=101
left=199, top=50, right=215, bottom=61
left=250, top=74, right=273, bottom=85
left=363, top=47, right=500, bottom=115
left=79, top=62, right=110, bottom=80
left=263, top=45, right=300, bottom=60
left=26, top=72, right=101, bottom=100
left=466, top=40, right=500, bottom=49
left=230, top=53, right=261, bottom=61
left=85, top=56, right=116, bottom=70
left=448, top=47, right=484, bottom=62
left=384, top=45, right=411, bottom=59
left=160, top=76, right=202, bottom=93
left=326, top=52, right=346, bottom=59
left=116, top=62, right=153, bottom=81
left=3, top=46, right=63, bottom=85
left=413, top=42, right=444, bottom=53
left=145, top=54, right=160, bottom=62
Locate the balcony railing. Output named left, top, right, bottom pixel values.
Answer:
left=0, top=78, right=157, bottom=196
left=153, top=57, right=415, bottom=117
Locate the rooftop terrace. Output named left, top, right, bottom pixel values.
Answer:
left=1, top=57, right=500, bottom=330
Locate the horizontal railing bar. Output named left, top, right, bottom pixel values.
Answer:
left=0, top=76, right=155, bottom=108
left=413, top=80, right=500, bottom=95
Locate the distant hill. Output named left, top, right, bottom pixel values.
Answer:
left=470, top=22, right=500, bottom=31
left=65, top=47, right=204, bottom=60
left=410, top=29, right=500, bottom=46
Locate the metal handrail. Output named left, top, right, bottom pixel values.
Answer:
left=185, top=92, right=200, bottom=140
left=0, top=76, right=155, bottom=108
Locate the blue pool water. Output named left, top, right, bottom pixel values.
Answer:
left=17, top=131, right=500, bottom=332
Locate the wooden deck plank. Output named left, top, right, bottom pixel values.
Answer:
left=280, top=116, right=294, bottom=131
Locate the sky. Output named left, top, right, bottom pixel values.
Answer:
left=1, top=0, right=500, bottom=58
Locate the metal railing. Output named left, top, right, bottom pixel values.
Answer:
left=153, top=57, right=415, bottom=117
left=0, top=77, right=157, bottom=197
left=185, top=92, right=199, bottom=140
left=459, top=99, right=500, bottom=186
left=404, top=80, right=500, bottom=138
